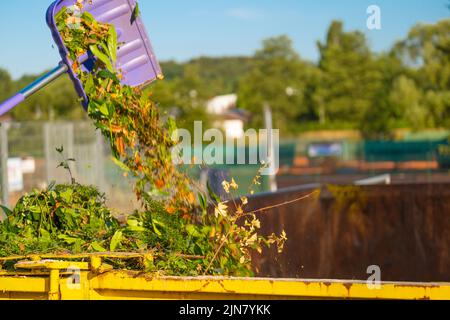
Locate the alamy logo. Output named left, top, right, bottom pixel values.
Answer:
left=366, top=265, right=382, bottom=290
left=66, top=266, right=81, bottom=290
left=367, top=5, right=382, bottom=30
left=171, top=122, right=280, bottom=176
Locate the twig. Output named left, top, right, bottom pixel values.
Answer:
left=204, top=190, right=319, bottom=275
left=176, top=254, right=205, bottom=260
left=203, top=229, right=233, bottom=275
left=243, top=190, right=320, bottom=216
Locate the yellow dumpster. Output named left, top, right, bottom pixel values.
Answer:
left=0, top=253, right=449, bottom=300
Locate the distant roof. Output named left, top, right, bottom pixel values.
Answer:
left=220, top=108, right=250, bottom=121
left=207, top=94, right=238, bottom=115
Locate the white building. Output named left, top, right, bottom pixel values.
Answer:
left=206, top=94, right=249, bottom=139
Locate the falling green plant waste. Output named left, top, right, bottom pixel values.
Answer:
left=0, top=4, right=287, bottom=277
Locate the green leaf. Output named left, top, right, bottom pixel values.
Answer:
left=58, top=234, right=79, bottom=245
left=186, top=224, right=202, bottom=238
left=91, top=241, right=107, bottom=252
left=88, top=101, right=101, bottom=117
left=40, top=229, right=51, bottom=240
left=152, top=219, right=166, bottom=228
left=111, top=156, right=130, bottom=172
left=82, top=11, right=95, bottom=23
left=61, top=208, right=77, bottom=229
left=107, top=103, right=116, bottom=118
left=197, top=192, right=207, bottom=212
left=55, top=7, right=67, bottom=22
left=110, top=230, right=123, bottom=251
left=147, top=187, right=170, bottom=198
left=152, top=219, right=165, bottom=237
left=0, top=205, right=12, bottom=217
left=130, top=2, right=140, bottom=25
left=107, top=25, right=118, bottom=63
left=99, top=103, right=109, bottom=117
left=127, top=219, right=146, bottom=232
left=97, top=69, right=120, bottom=83
left=60, top=189, right=73, bottom=203
left=48, top=181, right=57, bottom=191
left=166, top=116, right=178, bottom=136
left=84, top=74, right=95, bottom=94
left=89, top=44, right=114, bottom=72
left=207, top=182, right=221, bottom=203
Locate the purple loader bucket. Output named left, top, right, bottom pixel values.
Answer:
left=46, top=0, right=163, bottom=109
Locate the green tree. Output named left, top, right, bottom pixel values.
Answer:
left=255, top=35, right=300, bottom=61
left=389, top=75, right=429, bottom=130
left=314, top=21, right=382, bottom=125
left=10, top=73, right=83, bottom=121
left=0, top=69, right=14, bottom=103
left=359, top=53, right=405, bottom=139
left=151, top=64, right=211, bottom=134
left=160, top=60, right=184, bottom=80
left=394, top=19, right=450, bottom=127
left=187, top=56, right=255, bottom=94
left=238, top=35, right=315, bottom=132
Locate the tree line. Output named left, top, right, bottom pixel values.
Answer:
left=0, top=19, right=449, bottom=139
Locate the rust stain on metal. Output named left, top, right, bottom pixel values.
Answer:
left=343, top=282, right=353, bottom=295
left=193, top=281, right=212, bottom=293
left=218, top=281, right=237, bottom=294
left=250, top=183, right=450, bottom=282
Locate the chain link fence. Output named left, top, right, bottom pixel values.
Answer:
left=0, top=121, right=138, bottom=213
left=0, top=121, right=275, bottom=214
left=1, top=122, right=448, bottom=214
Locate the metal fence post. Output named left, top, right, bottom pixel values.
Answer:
left=0, top=122, right=9, bottom=215
left=44, top=122, right=51, bottom=183
left=95, top=130, right=106, bottom=192
left=264, top=103, right=278, bottom=192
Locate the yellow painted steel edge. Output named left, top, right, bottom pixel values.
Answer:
left=0, top=252, right=147, bottom=262
left=1, top=270, right=449, bottom=300
left=0, top=276, right=48, bottom=293
left=88, top=272, right=450, bottom=300
left=15, top=260, right=90, bottom=271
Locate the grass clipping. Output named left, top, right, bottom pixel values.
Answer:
left=0, top=4, right=286, bottom=277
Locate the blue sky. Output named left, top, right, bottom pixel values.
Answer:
left=0, top=0, right=448, bottom=79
